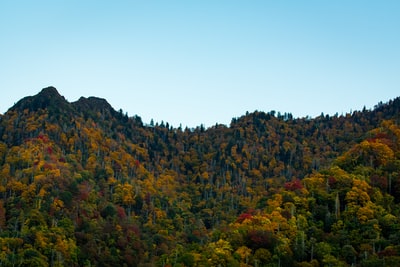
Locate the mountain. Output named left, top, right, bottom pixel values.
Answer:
left=73, top=96, right=115, bottom=116
left=0, top=87, right=399, bottom=266
left=10, top=86, right=73, bottom=114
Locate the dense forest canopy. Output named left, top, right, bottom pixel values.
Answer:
left=0, top=87, right=399, bottom=266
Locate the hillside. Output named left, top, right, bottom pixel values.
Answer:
left=0, top=87, right=400, bottom=266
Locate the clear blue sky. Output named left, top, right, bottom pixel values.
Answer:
left=1, top=1, right=399, bottom=128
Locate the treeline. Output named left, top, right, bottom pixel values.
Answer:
left=0, top=87, right=399, bottom=266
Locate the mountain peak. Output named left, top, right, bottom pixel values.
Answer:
left=74, top=96, right=113, bottom=110
left=38, top=86, right=62, bottom=98
left=10, top=86, right=71, bottom=113
left=8, top=87, right=122, bottom=122
left=72, top=96, right=117, bottom=118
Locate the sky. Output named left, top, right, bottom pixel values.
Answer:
left=1, top=1, right=399, bottom=128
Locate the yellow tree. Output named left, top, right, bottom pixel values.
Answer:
left=114, top=182, right=135, bottom=216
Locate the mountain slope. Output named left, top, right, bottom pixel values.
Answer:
left=0, top=87, right=399, bottom=266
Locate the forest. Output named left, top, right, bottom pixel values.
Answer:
left=0, top=86, right=400, bottom=266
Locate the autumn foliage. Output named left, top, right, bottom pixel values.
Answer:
left=0, top=87, right=399, bottom=266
